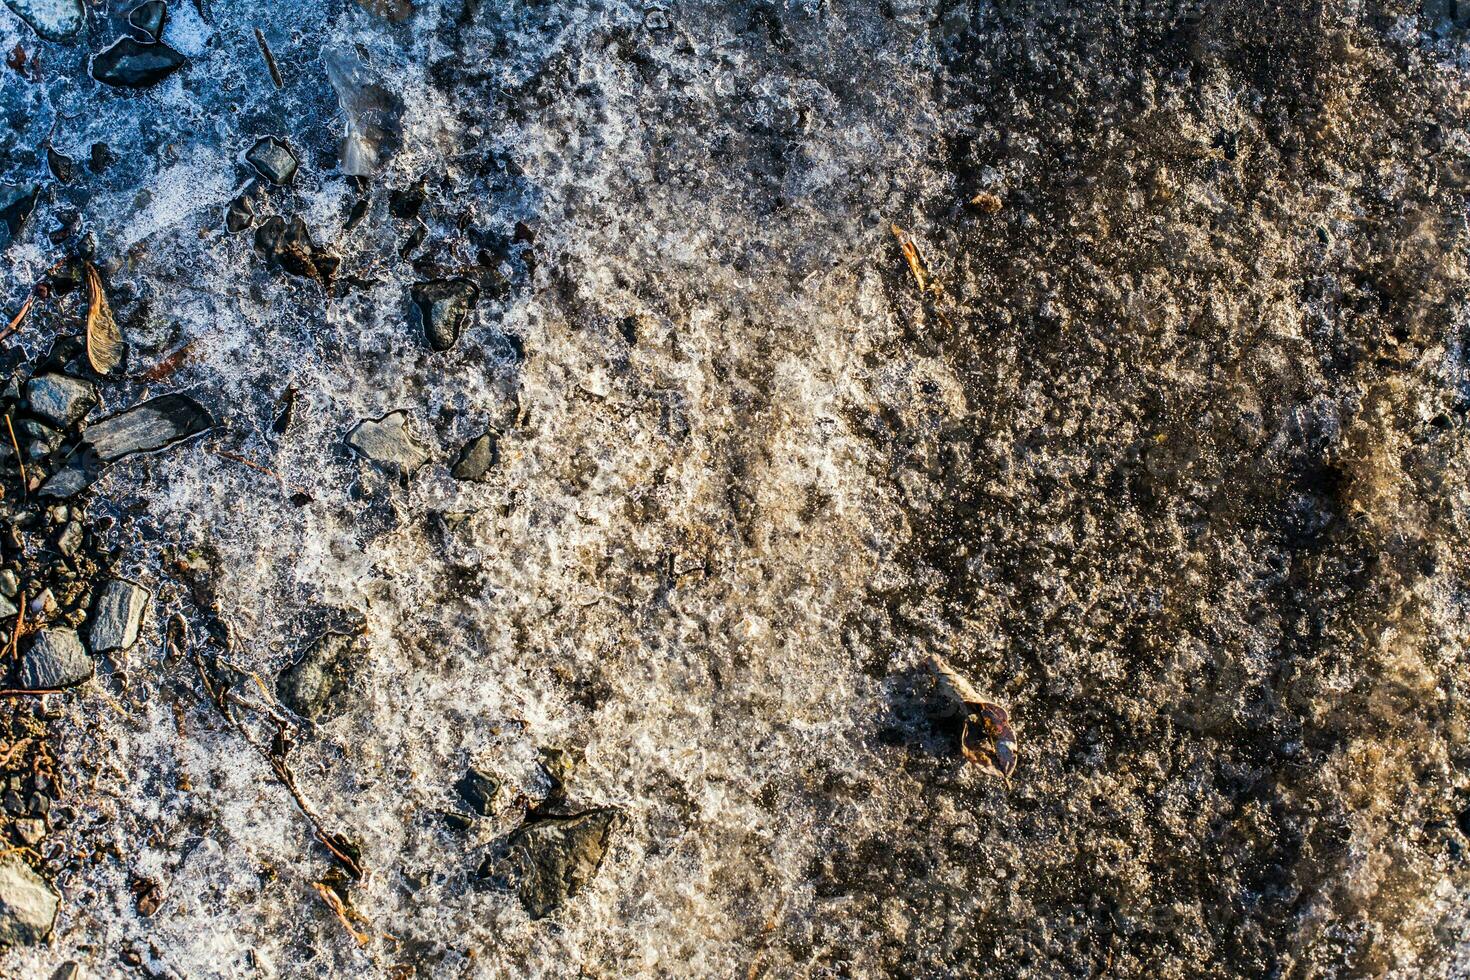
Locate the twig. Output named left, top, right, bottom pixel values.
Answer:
left=214, top=449, right=311, bottom=500
left=0, top=689, right=61, bottom=698
left=4, top=591, right=23, bottom=662
left=4, top=414, right=26, bottom=495
left=311, top=881, right=371, bottom=945
left=255, top=28, right=283, bottom=89
left=0, top=294, right=33, bottom=344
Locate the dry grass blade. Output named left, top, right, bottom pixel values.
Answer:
left=84, top=262, right=123, bottom=375
left=311, top=881, right=372, bottom=945
left=890, top=223, right=931, bottom=293
left=4, top=414, right=26, bottom=496
left=0, top=294, right=33, bottom=344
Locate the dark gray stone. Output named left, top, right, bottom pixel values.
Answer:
left=18, top=628, right=92, bottom=690
left=276, top=632, right=361, bottom=723
left=0, top=183, right=38, bottom=251
left=455, top=768, right=498, bottom=816
left=245, top=136, right=298, bottom=185
left=452, top=432, right=499, bottom=482
left=410, top=279, right=479, bottom=352
left=15, top=418, right=59, bottom=459
left=126, top=0, right=166, bottom=42
left=346, top=411, right=429, bottom=475
left=0, top=852, right=58, bottom=945
left=88, top=578, right=149, bottom=654
left=91, top=37, right=187, bottom=89
left=486, top=810, right=619, bottom=919
left=83, top=393, right=212, bottom=462
left=3, top=0, right=84, bottom=42
left=24, top=374, right=97, bottom=428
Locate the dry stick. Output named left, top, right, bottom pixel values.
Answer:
left=0, top=294, right=34, bottom=344
left=0, top=689, right=61, bottom=698
left=3, top=414, right=25, bottom=495
left=255, top=28, right=283, bottom=89
left=3, top=591, right=23, bottom=662
left=214, top=449, right=311, bottom=499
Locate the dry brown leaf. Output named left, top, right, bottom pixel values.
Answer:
left=85, top=262, right=123, bottom=375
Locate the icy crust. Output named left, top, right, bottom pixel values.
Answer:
left=0, top=0, right=946, bottom=977
left=0, top=0, right=1467, bottom=977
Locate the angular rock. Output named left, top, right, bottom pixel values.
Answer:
left=88, top=579, right=149, bottom=654
left=451, top=432, right=499, bottom=482
left=225, top=196, right=254, bottom=233
left=276, top=632, right=361, bottom=723
left=346, top=411, right=429, bottom=476
left=91, top=37, right=187, bottom=89
left=455, top=768, right=498, bottom=816
left=84, top=393, right=212, bottom=462
left=15, top=418, right=60, bottom=459
left=254, top=215, right=338, bottom=284
left=0, top=183, right=38, bottom=251
left=46, top=147, right=73, bottom=185
left=245, top=136, right=298, bottom=185
left=126, top=0, right=166, bottom=42
left=18, top=628, right=93, bottom=690
left=486, top=810, right=619, bottom=919
left=0, top=595, right=15, bottom=620
left=410, top=279, right=479, bottom=352
left=0, top=852, right=58, bottom=946
left=24, top=373, right=97, bottom=428
left=3, top=0, right=84, bottom=43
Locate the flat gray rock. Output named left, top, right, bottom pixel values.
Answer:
left=84, top=393, right=212, bottom=462
left=489, top=810, right=619, bottom=920
left=245, top=136, right=298, bottom=185
left=91, top=37, right=187, bottom=89
left=451, top=432, right=499, bottom=482
left=24, top=373, right=97, bottom=428
left=276, top=632, right=361, bottom=723
left=0, top=852, right=58, bottom=946
left=346, top=411, right=428, bottom=476
left=3, top=0, right=84, bottom=42
left=18, top=628, right=93, bottom=690
left=410, top=279, right=479, bottom=352
left=87, top=579, right=149, bottom=654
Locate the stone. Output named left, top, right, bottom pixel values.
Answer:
left=91, top=37, right=187, bottom=89
left=485, top=810, right=619, bottom=919
left=225, top=196, right=254, bottom=233
left=3, top=0, right=84, bottom=43
left=346, top=411, right=429, bottom=476
left=24, top=373, right=97, bottom=428
left=15, top=419, right=60, bottom=459
left=0, top=183, right=38, bottom=251
left=18, top=628, right=93, bottom=689
left=451, top=432, right=499, bottom=482
left=245, top=136, right=298, bottom=186
left=51, top=961, right=80, bottom=980
left=0, top=852, right=58, bottom=946
left=88, top=579, right=149, bottom=654
left=455, top=768, right=497, bottom=815
left=83, top=393, right=212, bottom=462
left=53, top=520, right=81, bottom=556
left=0, top=596, right=14, bottom=620
left=126, top=0, right=166, bottom=42
left=276, top=632, right=360, bottom=723
left=410, top=279, right=479, bottom=352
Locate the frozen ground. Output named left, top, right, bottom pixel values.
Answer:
left=0, top=0, right=1469, bottom=977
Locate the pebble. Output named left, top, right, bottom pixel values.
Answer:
left=455, top=768, right=498, bottom=816
left=245, top=136, right=298, bottom=186
left=18, top=628, right=93, bottom=689
left=91, top=37, right=187, bottom=89
left=24, top=373, right=97, bottom=428
left=126, top=0, right=167, bottom=42
left=0, top=852, right=58, bottom=945
left=276, top=632, right=360, bottom=723
left=87, top=578, right=149, bottom=654
left=346, top=411, right=429, bottom=476
left=2, top=0, right=85, bottom=43
left=484, top=809, right=620, bottom=919
left=451, top=432, right=499, bottom=482
left=410, top=279, right=479, bottom=352
left=0, top=183, right=38, bottom=251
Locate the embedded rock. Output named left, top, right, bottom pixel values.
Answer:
left=87, top=579, right=149, bottom=654
left=487, top=810, right=619, bottom=920
left=91, top=37, right=186, bottom=89
left=275, top=632, right=360, bottom=724
left=410, top=279, right=478, bottom=352
left=346, top=411, right=428, bottom=476
left=18, top=629, right=92, bottom=690
left=3, top=0, right=84, bottom=43
left=24, top=374, right=97, bottom=429
left=0, top=853, right=58, bottom=946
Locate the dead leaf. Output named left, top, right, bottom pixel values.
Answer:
left=85, top=263, right=124, bottom=375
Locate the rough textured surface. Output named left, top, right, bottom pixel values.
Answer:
left=86, top=578, right=149, bottom=654
left=0, top=0, right=1468, bottom=977
left=0, top=853, right=59, bottom=946
left=17, top=629, right=93, bottom=691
